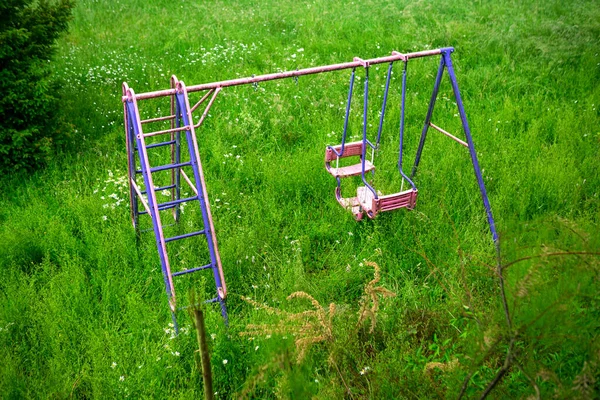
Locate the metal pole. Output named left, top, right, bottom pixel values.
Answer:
left=123, top=49, right=446, bottom=102
left=442, top=50, right=498, bottom=244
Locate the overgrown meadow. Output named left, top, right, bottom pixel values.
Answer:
left=1, top=0, right=599, bottom=398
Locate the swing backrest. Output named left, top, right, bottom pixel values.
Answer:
left=324, top=141, right=365, bottom=162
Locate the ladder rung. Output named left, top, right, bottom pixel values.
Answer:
left=327, top=160, right=375, bottom=178
left=145, top=139, right=177, bottom=149
left=165, top=230, right=206, bottom=243
left=177, top=296, right=220, bottom=310
left=136, top=161, right=191, bottom=174
left=141, top=184, right=176, bottom=195
left=172, top=263, right=212, bottom=277
left=203, top=296, right=220, bottom=304
left=138, top=196, right=198, bottom=215
left=158, top=196, right=198, bottom=210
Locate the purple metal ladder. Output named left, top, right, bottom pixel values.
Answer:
left=122, top=77, right=227, bottom=332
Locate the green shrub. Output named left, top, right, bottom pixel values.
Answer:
left=0, top=0, right=75, bottom=173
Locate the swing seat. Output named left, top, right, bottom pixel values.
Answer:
left=325, top=141, right=375, bottom=178
left=335, top=187, right=364, bottom=221
left=357, top=186, right=418, bottom=218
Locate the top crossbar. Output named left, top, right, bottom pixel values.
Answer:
left=123, top=48, right=450, bottom=101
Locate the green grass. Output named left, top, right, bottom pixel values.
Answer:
left=1, top=0, right=599, bottom=398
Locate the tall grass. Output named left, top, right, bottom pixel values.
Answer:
left=0, top=0, right=598, bottom=397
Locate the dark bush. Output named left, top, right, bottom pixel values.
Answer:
left=0, top=0, right=75, bottom=173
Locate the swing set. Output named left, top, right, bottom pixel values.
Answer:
left=324, top=53, right=417, bottom=220
left=121, top=46, right=498, bottom=329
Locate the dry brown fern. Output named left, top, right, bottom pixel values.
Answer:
left=241, top=292, right=335, bottom=363
left=357, top=261, right=396, bottom=333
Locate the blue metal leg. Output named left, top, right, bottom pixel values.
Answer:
left=410, top=57, right=445, bottom=180
left=126, top=100, right=176, bottom=319
left=175, top=84, right=228, bottom=322
left=442, top=49, right=499, bottom=245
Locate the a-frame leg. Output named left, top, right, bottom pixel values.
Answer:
left=409, top=48, right=499, bottom=247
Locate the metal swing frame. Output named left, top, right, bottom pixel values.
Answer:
left=122, top=46, right=498, bottom=328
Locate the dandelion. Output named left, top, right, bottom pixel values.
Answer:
left=222, top=359, right=228, bottom=365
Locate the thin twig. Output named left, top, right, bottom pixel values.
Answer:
left=516, top=362, right=541, bottom=400
left=329, top=354, right=354, bottom=399
left=501, top=252, right=600, bottom=272
left=193, top=308, right=214, bottom=400
left=457, top=334, right=505, bottom=400
left=494, top=240, right=512, bottom=331
left=479, top=337, right=516, bottom=399
left=457, top=370, right=474, bottom=400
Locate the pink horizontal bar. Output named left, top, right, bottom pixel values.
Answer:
left=141, top=114, right=175, bottom=124
left=144, top=124, right=190, bottom=138
left=429, top=122, right=469, bottom=148
left=124, top=48, right=444, bottom=101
